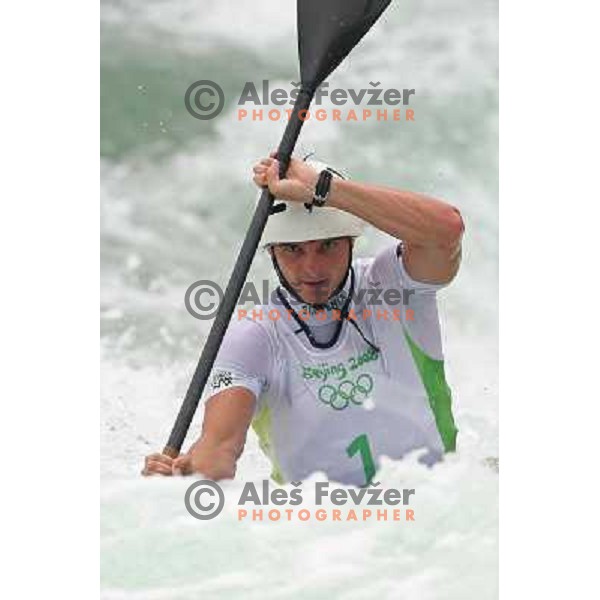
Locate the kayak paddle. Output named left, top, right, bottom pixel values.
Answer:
left=163, top=0, right=392, bottom=458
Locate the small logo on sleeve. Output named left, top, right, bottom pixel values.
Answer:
left=210, top=370, right=234, bottom=391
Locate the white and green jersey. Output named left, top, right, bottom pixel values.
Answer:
left=206, top=243, right=457, bottom=487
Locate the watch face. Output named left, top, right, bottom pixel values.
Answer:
left=314, top=170, right=332, bottom=207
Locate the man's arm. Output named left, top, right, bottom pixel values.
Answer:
left=144, top=313, right=272, bottom=480
left=327, top=179, right=464, bottom=284
left=181, top=387, right=256, bottom=478
left=256, top=156, right=464, bottom=284
left=143, top=387, right=256, bottom=480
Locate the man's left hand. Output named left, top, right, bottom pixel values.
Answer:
left=252, top=152, right=319, bottom=203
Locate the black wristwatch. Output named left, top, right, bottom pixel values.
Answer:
left=313, top=168, right=333, bottom=206
left=305, top=168, right=334, bottom=212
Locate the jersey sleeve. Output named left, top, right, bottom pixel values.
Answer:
left=358, top=242, right=447, bottom=360
left=370, top=241, right=451, bottom=293
left=203, top=317, right=273, bottom=414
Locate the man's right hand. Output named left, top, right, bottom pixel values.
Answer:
left=142, top=446, right=237, bottom=480
left=142, top=452, right=175, bottom=476
left=142, top=388, right=255, bottom=479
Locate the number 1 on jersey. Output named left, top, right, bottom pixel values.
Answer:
left=346, top=433, right=376, bottom=487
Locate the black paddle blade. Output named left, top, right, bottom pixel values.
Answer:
left=298, top=0, right=392, bottom=91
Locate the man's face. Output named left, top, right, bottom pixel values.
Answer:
left=270, top=237, right=352, bottom=305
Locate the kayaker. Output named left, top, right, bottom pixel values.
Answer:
left=143, top=154, right=464, bottom=486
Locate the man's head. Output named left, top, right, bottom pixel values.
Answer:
left=259, top=158, right=366, bottom=304
left=268, top=237, right=353, bottom=305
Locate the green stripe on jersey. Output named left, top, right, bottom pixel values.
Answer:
left=404, top=330, right=458, bottom=452
left=251, top=403, right=286, bottom=484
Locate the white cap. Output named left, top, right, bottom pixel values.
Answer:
left=260, top=159, right=366, bottom=246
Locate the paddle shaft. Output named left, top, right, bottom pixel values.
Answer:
left=163, top=90, right=313, bottom=458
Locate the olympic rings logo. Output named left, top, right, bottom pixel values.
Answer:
left=318, top=374, right=374, bottom=410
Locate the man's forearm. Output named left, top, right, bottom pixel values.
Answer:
left=191, top=433, right=240, bottom=466
left=179, top=437, right=239, bottom=480
left=182, top=388, right=256, bottom=479
left=187, top=434, right=243, bottom=461
left=328, top=178, right=464, bottom=248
